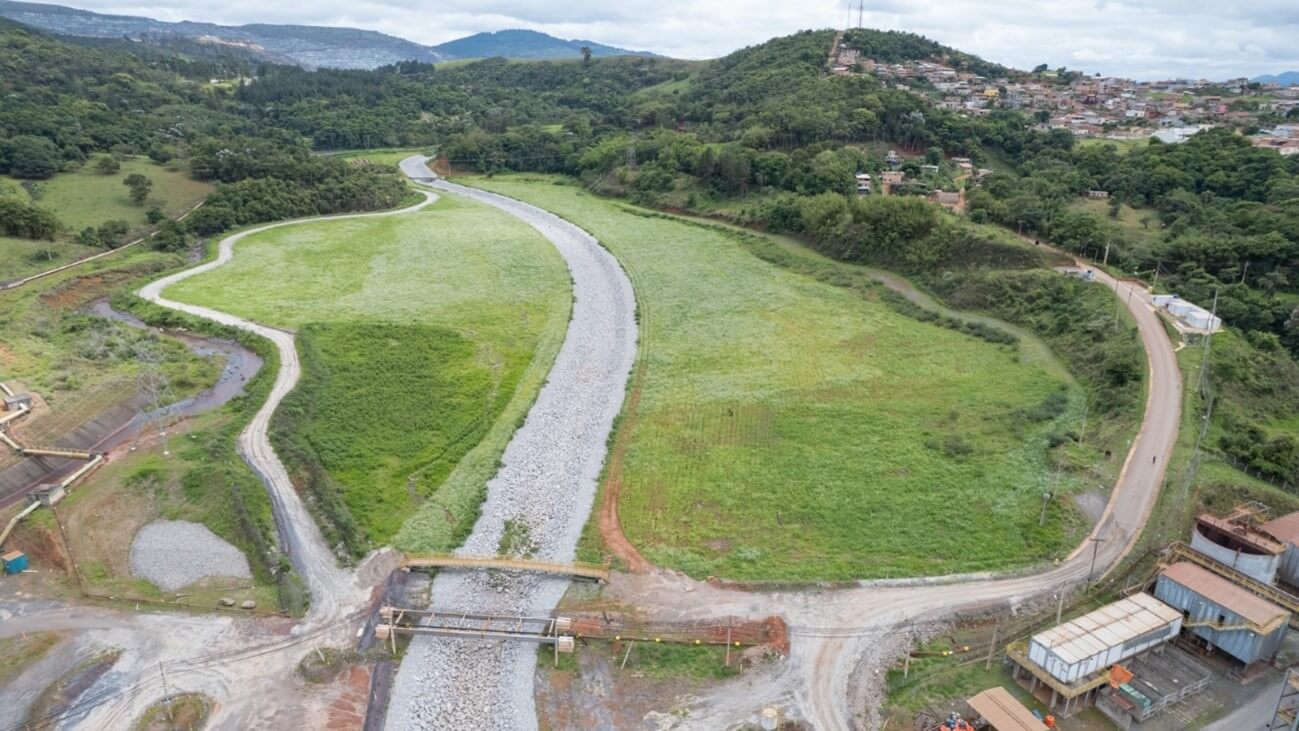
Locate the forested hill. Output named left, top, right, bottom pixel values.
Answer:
left=0, top=19, right=405, bottom=241
left=430, top=29, right=653, bottom=60
left=841, top=28, right=1012, bottom=78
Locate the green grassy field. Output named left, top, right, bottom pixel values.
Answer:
left=0, top=156, right=212, bottom=281
left=4, top=155, right=212, bottom=231
left=165, top=194, right=571, bottom=551
left=472, top=176, right=1087, bottom=581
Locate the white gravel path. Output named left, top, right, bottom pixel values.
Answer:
left=129, top=519, right=252, bottom=591
left=386, top=159, right=637, bottom=730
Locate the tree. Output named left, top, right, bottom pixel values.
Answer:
left=123, top=174, right=152, bottom=205
left=96, top=156, right=121, bottom=175
left=97, top=219, right=130, bottom=247
left=580, top=46, right=592, bottom=68
left=6, top=136, right=60, bottom=179
left=150, top=220, right=188, bottom=252
left=146, top=207, right=165, bottom=224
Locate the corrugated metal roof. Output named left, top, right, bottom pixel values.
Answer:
left=1197, top=514, right=1286, bottom=554
left=1264, top=511, right=1299, bottom=546
left=1032, top=592, right=1181, bottom=665
left=1160, top=562, right=1289, bottom=629
left=967, top=687, right=1047, bottom=731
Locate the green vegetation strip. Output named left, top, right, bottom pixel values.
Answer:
left=474, top=177, right=1086, bottom=581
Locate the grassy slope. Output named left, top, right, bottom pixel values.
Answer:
left=473, top=176, right=1085, bottom=581
left=165, top=194, right=571, bottom=549
left=0, top=156, right=212, bottom=281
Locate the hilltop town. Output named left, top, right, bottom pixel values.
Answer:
left=832, top=33, right=1299, bottom=155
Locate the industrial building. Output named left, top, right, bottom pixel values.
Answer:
left=1263, top=511, right=1299, bottom=588
left=1007, top=593, right=1182, bottom=714
left=1154, top=562, right=1290, bottom=666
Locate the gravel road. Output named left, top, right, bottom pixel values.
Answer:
left=138, top=192, right=436, bottom=622
left=129, top=519, right=252, bottom=591
left=385, top=158, right=637, bottom=730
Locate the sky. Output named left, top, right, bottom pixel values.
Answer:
left=49, top=0, right=1299, bottom=80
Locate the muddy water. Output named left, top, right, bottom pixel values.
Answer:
left=0, top=301, right=262, bottom=507
left=87, top=298, right=263, bottom=419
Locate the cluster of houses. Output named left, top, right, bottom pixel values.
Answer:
left=831, top=43, right=1299, bottom=153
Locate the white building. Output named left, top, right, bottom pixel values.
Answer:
left=1028, top=593, right=1183, bottom=684
left=1152, top=294, right=1222, bottom=332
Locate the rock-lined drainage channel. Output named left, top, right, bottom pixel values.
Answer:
left=387, top=159, right=637, bottom=730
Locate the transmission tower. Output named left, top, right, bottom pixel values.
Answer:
left=131, top=342, right=182, bottom=457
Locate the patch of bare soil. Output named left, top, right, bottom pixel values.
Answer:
left=324, top=664, right=371, bottom=730
left=63, top=469, right=160, bottom=577
left=597, top=362, right=652, bottom=573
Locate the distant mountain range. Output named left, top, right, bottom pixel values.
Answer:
left=1253, top=71, right=1299, bottom=87
left=0, top=0, right=655, bottom=69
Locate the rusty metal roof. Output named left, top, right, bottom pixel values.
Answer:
left=1031, top=592, right=1181, bottom=665
left=967, top=687, right=1048, bottom=731
left=1197, top=514, right=1286, bottom=554
left=1264, top=511, right=1299, bottom=547
left=1160, top=562, right=1289, bottom=633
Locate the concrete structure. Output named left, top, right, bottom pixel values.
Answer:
left=1263, top=511, right=1299, bottom=587
left=1155, top=562, right=1289, bottom=665
left=1027, top=593, right=1182, bottom=684
left=2, top=393, right=32, bottom=412
left=1094, top=646, right=1213, bottom=730
left=31, top=483, right=66, bottom=507
left=1190, top=512, right=1285, bottom=585
left=966, top=687, right=1047, bottom=730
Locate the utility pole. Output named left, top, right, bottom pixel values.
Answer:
left=1240, top=259, right=1250, bottom=285
left=985, top=622, right=1000, bottom=670
left=1151, top=260, right=1161, bottom=292
left=159, top=662, right=173, bottom=722
left=1055, top=593, right=1065, bottom=625
left=1039, top=490, right=1052, bottom=527
left=858, top=0, right=864, bottom=29
left=1102, top=239, right=1110, bottom=267
left=1087, top=537, right=1106, bottom=585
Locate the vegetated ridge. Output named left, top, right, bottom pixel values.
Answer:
left=0, top=0, right=654, bottom=68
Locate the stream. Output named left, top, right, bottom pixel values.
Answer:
left=0, top=300, right=263, bottom=507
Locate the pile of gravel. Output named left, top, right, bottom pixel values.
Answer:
left=129, top=520, right=252, bottom=592
left=385, top=176, right=638, bottom=730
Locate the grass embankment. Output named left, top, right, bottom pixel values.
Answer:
left=0, top=156, right=212, bottom=281
left=131, top=693, right=213, bottom=731
left=472, top=176, right=1091, bottom=581
left=164, top=194, right=571, bottom=554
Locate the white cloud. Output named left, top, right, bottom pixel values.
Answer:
left=49, top=0, right=1299, bottom=78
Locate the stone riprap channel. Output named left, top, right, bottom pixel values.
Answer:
left=129, top=519, right=252, bottom=591
left=387, top=159, right=637, bottom=729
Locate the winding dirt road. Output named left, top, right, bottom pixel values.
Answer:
left=138, top=191, right=437, bottom=621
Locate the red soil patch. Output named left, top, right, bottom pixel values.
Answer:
left=325, top=664, right=370, bottom=730
left=597, top=361, right=651, bottom=573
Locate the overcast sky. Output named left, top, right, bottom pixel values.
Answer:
left=60, top=1, right=1299, bottom=79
